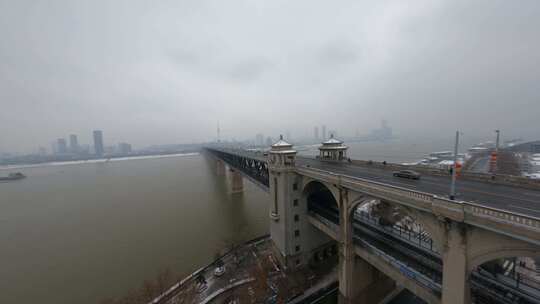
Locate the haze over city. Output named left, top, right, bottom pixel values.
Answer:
left=1, top=0, right=539, bottom=153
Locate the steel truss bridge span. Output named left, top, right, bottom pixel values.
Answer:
left=206, top=147, right=269, bottom=190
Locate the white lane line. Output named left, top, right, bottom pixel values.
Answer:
left=520, top=192, right=540, bottom=199
left=388, top=180, right=418, bottom=189
left=508, top=205, right=540, bottom=215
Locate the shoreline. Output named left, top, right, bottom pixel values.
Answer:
left=0, top=152, right=200, bottom=171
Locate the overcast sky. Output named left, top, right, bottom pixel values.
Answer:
left=1, top=0, right=539, bottom=152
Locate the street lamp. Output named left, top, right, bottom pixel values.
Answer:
left=492, top=129, right=500, bottom=174
left=450, top=130, right=462, bottom=200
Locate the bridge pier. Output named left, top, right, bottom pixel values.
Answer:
left=339, top=248, right=374, bottom=304
left=441, top=222, right=470, bottom=304
left=338, top=194, right=394, bottom=304
left=229, top=169, right=244, bottom=193
left=216, top=159, right=225, bottom=176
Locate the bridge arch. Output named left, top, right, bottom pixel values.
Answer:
left=467, top=227, right=540, bottom=273
left=345, top=190, right=443, bottom=253
left=470, top=249, right=540, bottom=273
left=303, top=180, right=340, bottom=224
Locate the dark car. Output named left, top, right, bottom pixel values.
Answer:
left=393, top=170, right=421, bottom=180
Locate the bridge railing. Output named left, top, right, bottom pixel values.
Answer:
left=465, top=203, right=540, bottom=230
left=297, top=166, right=540, bottom=240
left=307, top=206, right=443, bottom=294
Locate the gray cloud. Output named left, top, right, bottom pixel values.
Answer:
left=0, top=0, right=539, bottom=152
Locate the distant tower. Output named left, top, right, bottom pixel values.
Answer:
left=118, top=143, right=132, bottom=154
left=286, top=130, right=291, bottom=141
left=381, top=119, right=392, bottom=139
left=314, top=126, right=319, bottom=140
left=56, top=138, right=67, bottom=154
left=69, top=134, right=78, bottom=153
left=93, top=130, right=104, bottom=156
left=265, top=136, right=273, bottom=147
left=322, top=125, right=327, bottom=140
left=256, top=133, right=264, bottom=146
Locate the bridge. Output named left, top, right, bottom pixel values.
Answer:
left=204, top=137, right=540, bottom=304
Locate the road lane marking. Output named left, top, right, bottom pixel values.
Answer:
left=304, top=162, right=540, bottom=205
left=508, top=205, right=540, bottom=215
left=520, top=192, right=540, bottom=199
left=457, top=186, right=540, bottom=205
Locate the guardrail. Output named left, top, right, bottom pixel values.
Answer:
left=356, top=236, right=442, bottom=294
left=355, top=211, right=439, bottom=255
left=466, top=203, right=540, bottom=230
left=308, top=207, right=442, bottom=293
left=297, top=166, right=540, bottom=241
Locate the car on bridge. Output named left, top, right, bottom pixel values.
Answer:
left=393, top=170, right=421, bottom=180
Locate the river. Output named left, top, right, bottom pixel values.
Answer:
left=0, top=137, right=480, bottom=303
left=0, top=153, right=269, bottom=304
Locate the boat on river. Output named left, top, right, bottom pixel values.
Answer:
left=0, top=172, right=26, bottom=181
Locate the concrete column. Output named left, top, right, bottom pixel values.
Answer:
left=442, top=222, right=470, bottom=304
left=338, top=194, right=394, bottom=304
left=338, top=191, right=375, bottom=304
left=216, top=159, right=225, bottom=176
left=230, top=169, right=243, bottom=193
left=339, top=249, right=376, bottom=304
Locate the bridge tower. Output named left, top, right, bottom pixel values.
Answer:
left=267, top=135, right=302, bottom=268
left=318, top=134, right=348, bottom=161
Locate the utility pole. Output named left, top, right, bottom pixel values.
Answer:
left=495, top=129, right=500, bottom=154
left=217, top=121, right=221, bottom=143
left=494, top=129, right=500, bottom=173
left=490, top=130, right=501, bottom=174
left=450, top=130, right=460, bottom=200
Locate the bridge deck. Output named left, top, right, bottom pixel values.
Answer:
left=297, top=157, right=540, bottom=218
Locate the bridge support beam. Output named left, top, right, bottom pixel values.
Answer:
left=339, top=249, right=374, bottom=304
left=230, top=169, right=243, bottom=193
left=338, top=193, right=394, bottom=304
left=442, top=222, right=470, bottom=304
left=216, top=159, right=225, bottom=176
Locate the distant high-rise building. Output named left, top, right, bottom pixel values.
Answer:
left=69, top=134, right=78, bottom=153
left=314, top=126, right=319, bottom=140
left=286, top=130, right=291, bottom=141
left=38, top=147, right=47, bottom=156
left=369, top=119, right=393, bottom=141
left=322, top=125, right=327, bottom=140
left=57, top=138, right=67, bottom=154
left=118, top=142, right=132, bottom=154
left=93, top=130, right=104, bottom=156
left=255, top=133, right=264, bottom=146
left=265, top=136, right=273, bottom=147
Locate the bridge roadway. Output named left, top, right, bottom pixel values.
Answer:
left=296, top=157, right=540, bottom=218
left=209, top=147, right=540, bottom=216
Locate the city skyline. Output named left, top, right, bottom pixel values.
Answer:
left=1, top=1, right=540, bottom=152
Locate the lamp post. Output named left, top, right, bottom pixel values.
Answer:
left=493, top=129, right=500, bottom=173
left=450, top=130, right=461, bottom=200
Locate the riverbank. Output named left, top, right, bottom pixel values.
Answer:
left=0, top=152, right=199, bottom=171
left=150, top=236, right=338, bottom=304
